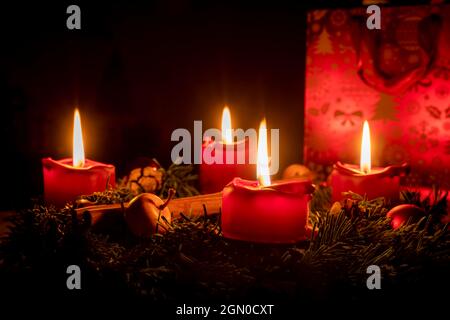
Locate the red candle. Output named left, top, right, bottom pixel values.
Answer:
left=42, top=109, right=115, bottom=207
left=329, top=121, right=409, bottom=203
left=222, top=178, right=314, bottom=243
left=199, top=106, right=255, bottom=193
left=221, top=119, right=314, bottom=243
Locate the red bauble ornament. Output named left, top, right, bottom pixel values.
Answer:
left=386, top=204, right=425, bottom=229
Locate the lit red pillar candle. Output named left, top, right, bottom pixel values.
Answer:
left=42, top=109, right=115, bottom=207
left=221, top=119, right=314, bottom=243
left=329, top=121, right=409, bottom=203
left=199, top=106, right=255, bottom=193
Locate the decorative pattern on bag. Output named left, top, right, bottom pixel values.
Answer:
left=304, top=5, right=450, bottom=187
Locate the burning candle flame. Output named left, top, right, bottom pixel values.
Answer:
left=73, top=109, right=85, bottom=168
left=257, top=118, right=271, bottom=186
left=360, top=120, right=371, bottom=174
left=222, top=106, right=233, bottom=144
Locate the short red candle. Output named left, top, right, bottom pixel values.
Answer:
left=329, top=120, right=409, bottom=203
left=42, top=109, right=115, bottom=207
left=222, top=178, right=314, bottom=243
left=221, top=118, right=314, bottom=243
left=329, top=162, right=409, bottom=203
left=42, top=157, right=115, bottom=207
left=200, top=138, right=255, bottom=193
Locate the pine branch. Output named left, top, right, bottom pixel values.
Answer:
left=1, top=185, right=449, bottom=303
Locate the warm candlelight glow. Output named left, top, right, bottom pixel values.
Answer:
left=221, top=106, right=233, bottom=144
left=360, top=120, right=371, bottom=174
left=73, top=109, right=85, bottom=168
left=257, top=118, right=271, bottom=186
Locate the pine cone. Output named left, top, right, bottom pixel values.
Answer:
left=125, top=166, right=163, bottom=195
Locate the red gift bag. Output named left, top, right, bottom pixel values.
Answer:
left=304, top=5, right=450, bottom=187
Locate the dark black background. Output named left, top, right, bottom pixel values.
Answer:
left=0, top=1, right=431, bottom=209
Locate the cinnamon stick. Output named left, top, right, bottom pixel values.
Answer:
left=167, top=192, right=222, bottom=217
left=75, top=192, right=223, bottom=224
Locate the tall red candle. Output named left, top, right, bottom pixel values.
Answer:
left=42, top=109, right=115, bottom=207
left=199, top=107, right=255, bottom=193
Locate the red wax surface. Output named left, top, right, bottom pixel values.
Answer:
left=222, top=178, right=314, bottom=244
left=200, top=138, right=255, bottom=193
left=329, top=162, right=409, bottom=203
left=42, top=157, right=115, bottom=207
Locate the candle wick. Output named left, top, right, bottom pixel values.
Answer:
left=361, top=166, right=370, bottom=174
left=73, top=162, right=84, bottom=168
